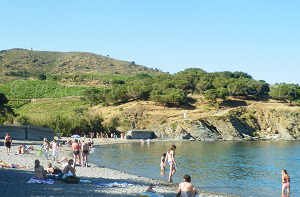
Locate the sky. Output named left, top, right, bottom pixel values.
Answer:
left=0, top=0, right=299, bottom=84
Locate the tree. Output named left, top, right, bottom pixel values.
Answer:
left=81, top=89, right=108, bottom=106
left=38, top=74, right=47, bottom=80
left=270, top=84, right=299, bottom=105
left=204, top=89, right=218, bottom=103
left=227, top=81, right=248, bottom=97
left=0, top=93, right=16, bottom=124
left=122, top=106, right=146, bottom=129
left=204, top=88, right=229, bottom=103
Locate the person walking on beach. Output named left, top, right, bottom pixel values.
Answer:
left=4, top=133, right=12, bottom=155
left=81, top=140, right=90, bottom=168
left=51, top=139, right=59, bottom=161
left=34, top=159, right=47, bottom=180
left=72, top=139, right=81, bottom=166
left=177, top=174, right=197, bottom=197
left=42, top=138, right=50, bottom=160
left=164, top=145, right=177, bottom=182
left=282, top=169, right=290, bottom=195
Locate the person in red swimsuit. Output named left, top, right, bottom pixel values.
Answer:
left=282, top=169, right=290, bottom=195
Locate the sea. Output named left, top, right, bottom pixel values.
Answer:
left=89, top=140, right=300, bottom=197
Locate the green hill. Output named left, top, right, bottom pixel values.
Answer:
left=0, top=48, right=163, bottom=79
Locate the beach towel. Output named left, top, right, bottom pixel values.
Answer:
left=37, top=148, right=43, bottom=157
left=28, top=178, right=54, bottom=184
left=80, top=180, right=92, bottom=184
left=140, top=192, right=164, bottom=197
left=97, top=182, right=133, bottom=187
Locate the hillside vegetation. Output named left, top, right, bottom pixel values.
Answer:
left=0, top=49, right=300, bottom=139
left=0, top=48, right=162, bottom=83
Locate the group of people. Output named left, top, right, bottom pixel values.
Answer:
left=34, top=159, right=78, bottom=183
left=72, top=139, right=91, bottom=168
left=159, top=145, right=291, bottom=197
left=42, top=138, right=61, bottom=161
left=3, top=133, right=292, bottom=196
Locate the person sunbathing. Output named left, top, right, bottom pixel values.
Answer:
left=0, top=160, right=27, bottom=168
left=46, top=163, right=62, bottom=174
left=34, top=159, right=47, bottom=180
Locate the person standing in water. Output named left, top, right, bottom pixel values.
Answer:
left=164, top=145, right=177, bottom=182
left=160, top=153, right=166, bottom=171
left=282, top=169, right=290, bottom=195
left=4, top=133, right=12, bottom=155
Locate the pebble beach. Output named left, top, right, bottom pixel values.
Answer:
left=0, top=138, right=231, bottom=197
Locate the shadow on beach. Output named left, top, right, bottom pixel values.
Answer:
left=0, top=168, right=176, bottom=197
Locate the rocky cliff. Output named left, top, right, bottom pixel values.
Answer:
left=152, top=105, right=300, bottom=141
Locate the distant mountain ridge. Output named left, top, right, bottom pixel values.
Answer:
left=0, top=48, right=163, bottom=77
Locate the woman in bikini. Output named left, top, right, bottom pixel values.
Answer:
left=164, top=145, right=177, bottom=182
left=282, top=169, right=290, bottom=195
left=0, top=160, right=27, bottom=168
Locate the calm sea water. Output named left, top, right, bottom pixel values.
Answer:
left=89, top=141, right=300, bottom=197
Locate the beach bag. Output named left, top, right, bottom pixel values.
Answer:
left=176, top=192, right=181, bottom=197
left=63, top=176, right=80, bottom=184
left=37, top=148, right=43, bottom=157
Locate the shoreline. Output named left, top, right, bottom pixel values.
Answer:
left=0, top=138, right=234, bottom=197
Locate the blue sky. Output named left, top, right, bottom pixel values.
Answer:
left=1, top=0, right=299, bottom=84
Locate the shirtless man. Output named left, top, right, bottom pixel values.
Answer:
left=72, top=139, right=81, bottom=166
left=4, top=133, right=12, bottom=154
left=81, top=140, right=90, bottom=168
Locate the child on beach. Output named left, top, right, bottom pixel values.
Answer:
left=282, top=170, right=290, bottom=195
left=160, top=153, right=166, bottom=171
left=146, top=183, right=156, bottom=193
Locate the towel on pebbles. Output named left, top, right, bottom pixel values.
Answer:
left=28, top=178, right=54, bottom=184
left=97, top=182, right=133, bottom=187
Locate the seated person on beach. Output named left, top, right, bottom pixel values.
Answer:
left=177, top=174, right=197, bottom=197
left=62, top=159, right=79, bottom=183
left=34, top=159, right=47, bottom=180
left=18, top=145, right=31, bottom=154
left=46, top=163, right=62, bottom=174
left=0, top=160, right=27, bottom=168
left=146, top=183, right=156, bottom=193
